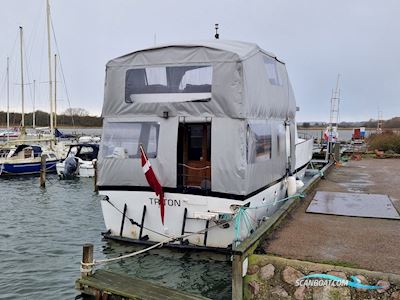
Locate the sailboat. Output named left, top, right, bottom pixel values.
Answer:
left=0, top=144, right=58, bottom=176
left=0, top=57, right=19, bottom=141
left=0, top=26, right=58, bottom=176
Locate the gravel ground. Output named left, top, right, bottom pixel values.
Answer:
left=262, top=157, right=400, bottom=274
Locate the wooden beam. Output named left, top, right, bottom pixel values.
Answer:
left=76, top=269, right=211, bottom=300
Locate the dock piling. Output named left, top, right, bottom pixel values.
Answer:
left=93, top=159, right=98, bottom=192
left=81, top=243, right=94, bottom=277
left=40, top=154, right=46, bottom=188
left=232, top=254, right=244, bottom=300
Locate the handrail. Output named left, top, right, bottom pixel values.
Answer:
left=178, top=163, right=211, bottom=170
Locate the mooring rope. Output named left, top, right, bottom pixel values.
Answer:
left=233, top=193, right=305, bottom=244
left=82, top=217, right=233, bottom=268
left=83, top=239, right=170, bottom=267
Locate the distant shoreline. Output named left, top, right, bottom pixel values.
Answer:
left=0, top=125, right=102, bottom=129
left=298, top=127, right=400, bottom=131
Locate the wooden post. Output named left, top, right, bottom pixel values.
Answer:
left=40, top=154, right=46, bottom=188
left=232, top=253, right=243, bottom=300
left=81, top=243, right=94, bottom=277
left=93, top=159, right=98, bottom=192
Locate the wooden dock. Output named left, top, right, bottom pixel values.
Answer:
left=76, top=269, right=211, bottom=300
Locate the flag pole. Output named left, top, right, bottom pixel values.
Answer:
left=139, top=144, right=165, bottom=225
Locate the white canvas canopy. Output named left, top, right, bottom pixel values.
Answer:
left=98, top=40, right=297, bottom=197
left=102, top=40, right=296, bottom=120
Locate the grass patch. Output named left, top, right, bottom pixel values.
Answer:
left=318, top=259, right=360, bottom=269
left=367, top=132, right=400, bottom=153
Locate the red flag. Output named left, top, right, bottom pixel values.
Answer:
left=323, top=129, right=329, bottom=142
left=140, top=145, right=165, bottom=224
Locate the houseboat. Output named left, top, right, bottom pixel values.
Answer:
left=97, top=40, right=313, bottom=250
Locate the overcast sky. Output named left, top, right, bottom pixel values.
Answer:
left=0, top=0, right=399, bottom=122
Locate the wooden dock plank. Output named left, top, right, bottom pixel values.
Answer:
left=76, top=269, right=211, bottom=300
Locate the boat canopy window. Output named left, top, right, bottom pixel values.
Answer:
left=24, top=148, right=33, bottom=159
left=12, top=145, right=42, bottom=157
left=276, top=122, right=286, bottom=155
left=247, top=120, right=272, bottom=163
left=77, top=146, right=98, bottom=161
left=125, top=65, right=212, bottom=103
left=263, top=56, right=282, bottom=86
left=0, top=149, right=11, bottom=158
left=101, top=122, right=159, bottom=159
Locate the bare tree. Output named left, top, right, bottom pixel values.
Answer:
left=63, top=107, right=89, bottom=117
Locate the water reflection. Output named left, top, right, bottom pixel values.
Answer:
left=101, top=240, right=232, bottom=299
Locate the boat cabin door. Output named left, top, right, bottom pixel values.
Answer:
left=177, top=123, right=211, bottom=189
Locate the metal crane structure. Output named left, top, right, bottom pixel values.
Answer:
left=328, top=74, right=341, bottom=138
left=324, top=74, right=341, bottom=162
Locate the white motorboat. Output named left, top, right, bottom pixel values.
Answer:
left=0, top=129, right=20, bottom=139
left=56, top=144, right=99, bottom=178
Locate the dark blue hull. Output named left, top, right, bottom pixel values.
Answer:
left=0, top=160, right=58, bottom=176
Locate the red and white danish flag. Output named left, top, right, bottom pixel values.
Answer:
left=139, top=144, right=165, bottom=224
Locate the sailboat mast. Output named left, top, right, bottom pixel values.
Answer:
left=19, top=26, right=25, bottom=129
left=54, top=53, right=57, bottom=128
left=33, top=79, right=36, bottom=128
left=46, top=0, right=54, bottom=135
left=6, top=57, right=10, bottom=142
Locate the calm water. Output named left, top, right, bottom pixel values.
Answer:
left=0, top=176, right=231, bottom=299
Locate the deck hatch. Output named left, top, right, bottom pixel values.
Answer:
left=307, top=191, right=400, bottom=220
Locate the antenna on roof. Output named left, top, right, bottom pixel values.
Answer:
left=214, top=24, right=219, bottom=39
left=377, top=109, right=383, bottom=134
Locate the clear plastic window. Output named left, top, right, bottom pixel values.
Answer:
left=247, top=120, right=272, bottom=163
left=24, top=148, right=33, bottom=159
left=263, top=56, right=282, bottom=86
left=0, top=149, right=11, bottom=158
left=101, top=122, right=159, bottom=159
left=80, top=146, right=94, bottom=154
left=277, top=122, right=286, bottom=155
left=145, top=67, right=167, bottom=86
left=188, top=125, right=203, bottom=160
left=125, top=65, right=212, bottom=103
